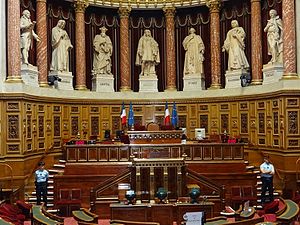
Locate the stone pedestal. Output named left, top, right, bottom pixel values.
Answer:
left=262, top=63, right=284, bottom=84
left=49, top=71, right=73, bottom=90
left=183, top=74, right=205, bottom=91
left=92, top=73, right=115, bottom=92
left=225, top=69, right=249, bottom=89
left=139, top=76, right=158, bottom=92
left=21, top=64, right=39, bottom=87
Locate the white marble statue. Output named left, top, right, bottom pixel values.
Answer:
left=135, top=29, right=160, bottom=77
left=20, top=10, right=40, bottom=65
left=264, top=9, right=283, bottom=64
left=182, top=28, right=205, bottom=76
left=50, top=20, right=73, bottom=72
left=222, top=20, right=249, bottom=71
left=93, top=26, right=113, bottom=75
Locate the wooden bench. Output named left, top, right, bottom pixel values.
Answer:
left=32, top=205, right=63, bottom=225
left=276, top=199, right=299, bottom=225
left=72, top=208, right=98, bottom=223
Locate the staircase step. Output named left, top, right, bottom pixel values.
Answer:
left=32, top=191, right=54, bottom=195
left=253, top=170, right=260, bottom=174
left=47, top=209, right=59, bottom=213
left=29, top=197, right=54, bottom=201
left=49, top=169, right=64, bottom=174
left=59, top=160, right=66, bottom=163
left=257, top=181, right=262, bottom=185
left=257, top=175, right=261, bottom=179
left=246, top=165, right=254, bottom=170
left=53, top=164, right=65, bottom=168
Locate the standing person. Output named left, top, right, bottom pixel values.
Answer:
left=93, top=26, right=113, bottom=75
left=260, top=155, right=275, bottom=204
left=35, top=161, right=49, bottom=206
left=182, top=28, right=205, bottom=76
left=136, top=29, right=160, bottom=77
left=20, top=10, right=40, bottom=65
left=50, top=20, right=73, bottom=72
left=264, top=9, right=283, bottom=64
left=222, top=20, right=249, bottom=71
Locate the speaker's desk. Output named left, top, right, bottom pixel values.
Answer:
left=110, top=202, right=214, bottom=225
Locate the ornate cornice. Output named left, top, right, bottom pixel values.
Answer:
left=163, top=7, right=176, bottom=17
left=74, top=0, right=89, bottom=13
left=118, top=7, right=131, bottom=18
left=206, top=0, right=222, bottom=13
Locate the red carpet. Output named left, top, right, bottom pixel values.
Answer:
left=25, top=218, right=111, bottom=225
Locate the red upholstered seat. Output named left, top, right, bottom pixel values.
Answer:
left=264, top=199, right=279, bottom=214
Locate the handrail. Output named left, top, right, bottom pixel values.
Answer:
left=296, top=157, right=300, bottom=182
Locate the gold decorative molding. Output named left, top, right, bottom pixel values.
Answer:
left=88, top=0, right=207, bottom=8
left=74, top=0, right=89, bottom=13
left=163, top=7, right=176, bottom=17
left=206, top=0, right=222, bottom=13
left=118, top=7, right=131, bottom=17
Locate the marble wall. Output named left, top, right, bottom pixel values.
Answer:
left=0, top=0, right=6, bottom=86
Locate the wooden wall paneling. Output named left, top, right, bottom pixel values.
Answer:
left=170, top=146, right=180, bottom=158
left=109, top=147, right=118, bottom=161
left=6, top=101, right=21, bottom=155
left=67, top=147, right=77, bottom=162
left=145, top=105, right=155, bottom=123
left=188, top=104, right=197, bottom=119
left=101, top=106, right=110, bottom=139
left=213, top=145, right=223, bottom=160
left=210, top=104, right=219, bottom=134
left=31, top=103, right=38, bottom=152
left=81, top=106, right=89, bottom=139
left=279, top=97, right=286, bottom=149
left=88, top=147, right=98, bottom=161
left=90, top=106, right=100, bottom=138
left=99, top=147, right=109, bottom=161
left=182, top=145, right=192, bottom=160
left=119, top=146, right=130, bottom=161
left=26, top=103, right=33, bottom=153
left=53, top=105, right=62, bottom=148
left=78, top=147, right=88, bottom=161
left=111, top=116, right=121, bottom=138
left=203, top=145, right=212, bottom=160
left=45, top=104, right=53, bottom=150
left=193, top=145, right=202, bottom=160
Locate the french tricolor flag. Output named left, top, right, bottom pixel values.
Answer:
left=164, top=102, right=170, bottom=125
left=120, top=102, right=127, bottom=125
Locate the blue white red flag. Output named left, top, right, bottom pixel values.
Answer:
left=120, top=102, right=127, bottom=125
left=164, top=102, right=170, bottom=125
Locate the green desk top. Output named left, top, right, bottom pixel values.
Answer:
left=277, top=199, right=299, bottom=220
left=32, top=205, right=61, bottom=225
left=72, top=210, right=94, bottom=222
left=0, top=218, right=13, bottom=225
left=205, top=219, right=228, bottom=225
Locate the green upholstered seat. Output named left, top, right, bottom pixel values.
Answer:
left=32, top=205, right=62, bottom=225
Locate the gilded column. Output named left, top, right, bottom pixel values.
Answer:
left=282, top=0, right=297, bottom=78
left=36, top=0, right=48, bottom=87
left=119, top=7, right=131, bottom=91
left=74, top=0, right=88, bottom=90
left=206, top=0, right=222, bottom=89
left=163, top=7, right=177, bottom=91
left=250, top=0, right=263, bottom=85
left=7, top=0, right=22, bottom=82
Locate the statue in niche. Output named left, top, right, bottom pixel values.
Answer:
left=264, top=9, right=283, bottom=64
left=50, top=20, right=73, bottom=72
left=136, top=29, right=160, bottom=77
left=93, top=26, right=113, bottom=75
left=222, top=20, right=249, bottom=71
left=182, top=28, right=205, bottom=76
left=20, top=10, right=40, bottom=65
